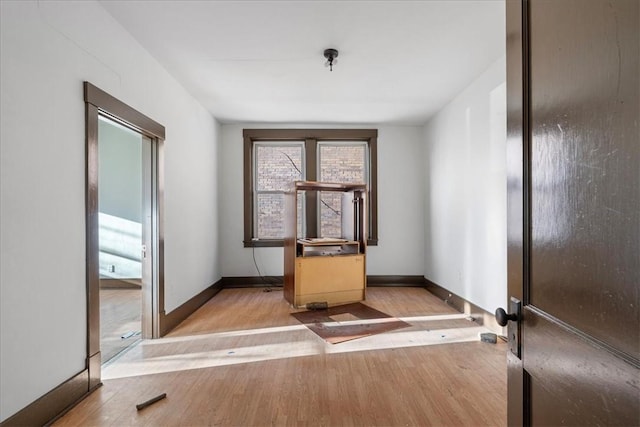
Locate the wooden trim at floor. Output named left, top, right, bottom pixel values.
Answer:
left=222, top=276, right=284, bottom=288
left=99, top=278, right=142, bottom=289
left=367, top=275, right=426, bottom=286
left=424, top=278, right=469, bottom=313
left=424, top=278, right=503, bottom=334
left=221, top=275, right=427, bottom=288
left=88, top=352, right=102, bottom=392
left=0, top=369, right=90, bottom=427
left=159, top=280, right=223, bottom=336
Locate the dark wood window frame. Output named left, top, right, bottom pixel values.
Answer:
left=243, top=129, right=378, bottom=248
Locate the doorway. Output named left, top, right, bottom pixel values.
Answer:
left=98, top=116, right=145, bottom=363
left=84, top=82, right=165, bottom=388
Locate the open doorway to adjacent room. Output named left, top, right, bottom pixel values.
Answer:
left=98, top=116, right=145, bottom=363
left=85, top=81, right=165, bottom=383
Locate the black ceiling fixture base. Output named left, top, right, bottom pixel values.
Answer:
left=323, top=48, right=339, bottom=71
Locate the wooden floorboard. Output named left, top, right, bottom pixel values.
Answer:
left=100, top=288, right=141, bottom=363
left=55, top=287, right=506, bottom=426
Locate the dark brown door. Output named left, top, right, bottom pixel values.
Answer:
left=504, top=0, right=639, bottom=425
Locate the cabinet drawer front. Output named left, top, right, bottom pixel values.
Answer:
left=295, top=255, right=365, bottom=295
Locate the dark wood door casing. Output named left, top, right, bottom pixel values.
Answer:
left=84, top=82, right=166, bottom=388
left=505, top=0, right=528, bottom=423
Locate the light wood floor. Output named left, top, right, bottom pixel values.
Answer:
left=56, top=287, right=507, bottom=426
left=100, top=288, right=141, bottom=363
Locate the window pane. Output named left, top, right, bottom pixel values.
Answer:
left=319, top=191, right=342, bottom=238
left=319, top=144, right=366, bottom=238
left=319, top=144, right=366, bottom=184
left=256, top=193, right=285, bottom=239
left=256, top=144, right=303, bottom=191
left=297, top=195, right=304, bottom=238
left=256, top=192, right=303, bottom=239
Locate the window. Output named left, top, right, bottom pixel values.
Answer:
left=318, top=142, right=367, bottom=238
left=244, top=129, right=378, bottom=247
left=254, top=142, right=304, bottom=239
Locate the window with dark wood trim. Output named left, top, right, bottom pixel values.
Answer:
left=243, top=129, right=378, bottom=247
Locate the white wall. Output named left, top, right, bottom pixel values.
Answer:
left=422, top=56, right=507, bottom=313
left=0, top=1, right=220, bottom=421
left=220, top=124, right=425, bottom=278
left=98, top=118, right=142, bottom=223
left=99, top=119, right=143, bottom=279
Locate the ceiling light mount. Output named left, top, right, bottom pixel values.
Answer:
left=323, top=48, right=339, bottom=71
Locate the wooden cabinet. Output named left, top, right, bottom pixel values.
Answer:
left=295, top=254, right=365, bottom=306
left=284, top=181, right=367, bottom=307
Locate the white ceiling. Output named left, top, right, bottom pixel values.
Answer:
left=99, top=0, right=505, bottom=125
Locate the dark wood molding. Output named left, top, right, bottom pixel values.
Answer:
left=368, top=136, right=378, bottom=244
left=505, top=0, right=529, bottom=307
left=244, top=239, right=378, bottom=248
left=99, top=278, right=142, bottom=289
left=304, top=138, right=318, bottom=238
left=85, top=100, right=101, bottom=366
left=221, top=275, right=425, bottom=288
left=243, top=239, right=284, bottom=248
left=242, top=129, right=378, bottom=141
left=0, top=370, right=91, bottom=427
left=84, top=82, right=165, bottom=139
left=243, top=132, right=253, bottom=249
left=222, top=276, right=284, bottom=288
left=87, top=352, right=102, bottom=393
left=156, top=138, right=166, bottom=337
left=366, top=275, right=426, bottom=286
left=423, top=278, right=491, bottom=326
left=160, top=280, right=224, bottom=336
left=424, top=278, right=467, bottom=312
left=505, top=1, right=527, bottom=424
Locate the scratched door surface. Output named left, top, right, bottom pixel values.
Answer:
left=506, top=0, right=639, bottom=425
